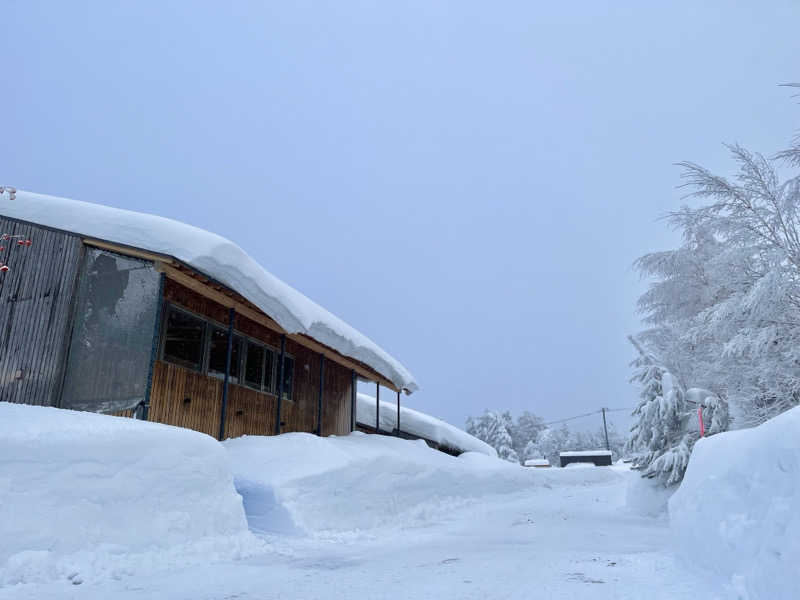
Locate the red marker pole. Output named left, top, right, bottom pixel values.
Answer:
left=698, top=405, right=705, bottom=438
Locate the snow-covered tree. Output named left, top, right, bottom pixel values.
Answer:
left=528, top=425, right=572, bottom=467
left=632, top=101, right=800, bottom=434
left=465, top=411, right=519, bottom=463
left=507, top=411, right=545, bottom=460
left=521, top=439, right=542, bottom=461
left=627, top=336, right=729, bottom=485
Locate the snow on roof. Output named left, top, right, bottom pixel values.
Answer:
left=524, top=458, right=550, bottom=466
left=2, top=191, right=417, bottom=393
left=559, top=450, right=612, bottom=457
left=356, top=393, right=496, bottom=457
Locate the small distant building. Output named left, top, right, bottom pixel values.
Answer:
left=524, top=458, right=550, bottom=468
left=559, top=450, right=612, bottom=467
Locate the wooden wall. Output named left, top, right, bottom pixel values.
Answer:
left=153, top=277, right=353, bottom=439
left=148, top=360, right=223, bottom=437
left=0, top=218, right=82, bottom=406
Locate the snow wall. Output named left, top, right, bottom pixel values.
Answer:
left=225, top=431, right=622, bottom=537
left=670, top=405, right=800, bottom=598
left=0, top=403, right=260, bottom=586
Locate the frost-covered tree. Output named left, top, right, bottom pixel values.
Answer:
left=529, top=425, right=571, bottom=467
left=507, top=411, right=545, bottom=460
left=627, top=335, right=729, bottom=485
left=465, top=411, right=519, bottom=463
left=522, top=439, right=542, bottom=461
left=633, top=101, right=800, bottom=431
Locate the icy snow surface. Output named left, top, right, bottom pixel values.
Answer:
left=1, top=191, right=417, bottom=392
left=1, top=405, right=723, bottom=599
left=0, top=403, right=262, bottom=587
left=670, top=405, right=800, bottom=598
left=355, top=392, right=496, bottom=456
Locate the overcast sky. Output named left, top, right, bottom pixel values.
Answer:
left=2, top=1, right=799, bottom=433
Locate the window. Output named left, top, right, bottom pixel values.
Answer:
left=208, top=327, right=242, bottom=381
left=162, top=306, right=205, bottom=370
left=244, top=341, right=265, bottom=389
left=280, top=356, right=294, bottom=401
left=161, top=302, right=292, bottom=398
left=263, top=347, right=275, bottom=392
left=243, top=340, right=276, bottom=393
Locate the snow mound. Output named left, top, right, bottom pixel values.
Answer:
left=670, top=406, right=800, bottom=598
left=0, top=403, right=261, bottom=587
left=225, top=432, right=623, bottom=538
left=356, top=393, right=496, bottom=457
left=2, top=191, right=417, bottom=393
left=626, top=475, right=674, bottom=518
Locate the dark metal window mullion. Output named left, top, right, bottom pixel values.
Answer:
left=317, top=354, right=325, bottom=436
left=219, top=307, right=235, bottom=441
left=274, top=334, right=286, bottom=435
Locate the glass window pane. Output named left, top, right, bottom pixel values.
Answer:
left=264, top=348, right=275, bottom=392
left=230, top=335, right=242, bottom=379
left=281, top=356, right=294, bottom=400
left=245, top=342, right=264, bottom=388
left=163, top=307, right=205, bottom=370
left=209, top=328, right=241, bottom=380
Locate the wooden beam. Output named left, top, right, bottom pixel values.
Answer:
left=83, top=238, right=177, bottom=265
left=157, top=262, right=284, bottom=334
left=288, top=333, right=399, bottom=392
left=157, top=263, right=401, bottom=392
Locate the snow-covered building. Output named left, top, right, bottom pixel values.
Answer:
left=355, top=392, right=496, bottom=457
left=524, top=458, right=550, bottom=468
left=0, top=191, right=417, bottom=440
left=559, top=450, right=612, bottom=467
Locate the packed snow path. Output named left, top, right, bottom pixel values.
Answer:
left=2, top=467, right=717, bottom=599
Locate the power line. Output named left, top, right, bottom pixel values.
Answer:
left=542, top=407, right=634, bottom=427
left=543, top=410, right=602, bottom=426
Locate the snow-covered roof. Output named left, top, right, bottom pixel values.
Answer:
left=356, top=393, right=496, bottom=457
left=524, top=458, right=550, bottom=466
left=1, top=191, right=418, bottom=393
left=559, top=450, right=612, bottom=457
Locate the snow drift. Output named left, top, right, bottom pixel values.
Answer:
left=0, top=403, right=260, bottom=587
left=355, top=393, right=496, bottom=457
left=225, top=431, right=623, bottom=538
left=670, top=405, right=800, bottom=598
left=1, top=190, right=417, bottom=393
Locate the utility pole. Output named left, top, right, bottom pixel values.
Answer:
left=601, top=407, right=610, bottom=451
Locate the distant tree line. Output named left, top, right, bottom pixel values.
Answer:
left=465, top=410, right=626, bottom=466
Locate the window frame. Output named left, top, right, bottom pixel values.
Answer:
left=159, top=301, right=294, bottom=399
left=159, top=303, right=207, bottom=372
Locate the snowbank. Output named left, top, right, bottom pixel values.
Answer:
left=356, top=393, right=496, bottom=457
left=626, top=475, right=673, bottom=517
left=670, top=406, right=800, bottom=598
left=2, top=191, right=417, bottom=393
left=0, top=403, right=260, bottom=587
left=225, top=432, right=623, bottom=538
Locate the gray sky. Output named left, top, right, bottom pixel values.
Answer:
left=2, top=1, right=799, bottom=434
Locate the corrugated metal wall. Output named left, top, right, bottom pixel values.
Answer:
left=0, top=218, right=82, bottom=405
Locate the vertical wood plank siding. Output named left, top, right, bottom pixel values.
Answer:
left=0, top=219, right=82, bottom=405
left=148, top=360, right=223, bottom=437
left=152, top=278, right=353, bottom=438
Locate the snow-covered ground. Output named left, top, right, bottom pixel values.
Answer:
left=1, top=404, right=726, bottom=599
